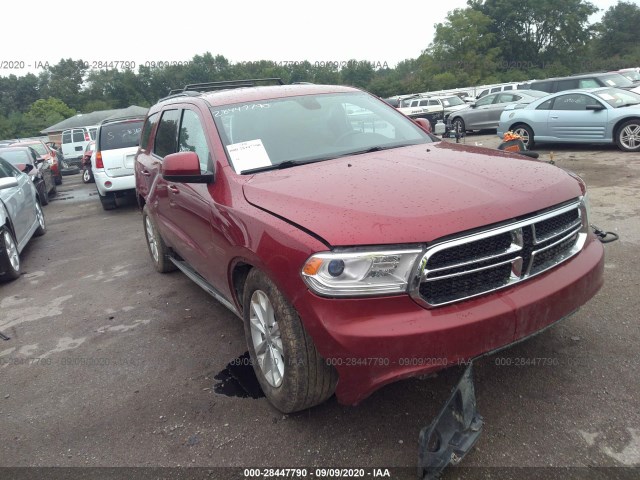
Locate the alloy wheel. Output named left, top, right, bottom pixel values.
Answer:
left=145, top=217, right=159, bottom=262
left=3, top=230, right=19, bottom=272
left=620, top=124, right=640, bottom=150
left=249, top=289, right=285, bottom=388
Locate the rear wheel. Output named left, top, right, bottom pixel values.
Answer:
left=34, top=201, right=46, bottom=237
left=142, top=206, right=176, bottom=273
left=451, top=117, right=466, bottom=133
left=0, top=227, right=20, bottom=281
left=242, top=269, right=337, bottom=413
left=49, top=181, right=57, bottom=196
left=512, top=124, right=535, bottom=149
left=54, top=173, right=62, bottom=185
left=38, top=183, right=49, bottom=206
left=82, top=167, right=94, bottom=183
left=616, top=120, right=640, bottom=152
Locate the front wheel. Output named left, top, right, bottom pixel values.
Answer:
left=0, top=227, right=21, bottom=281
left=616, top=120, right=640, bottom=152
left=242, top=269, right=337, bottom=413
left=512, top=124, right=535, bottom=149
left=99, top=191, right=117, bottom=210
left=38, top=183, right=49, bottom=206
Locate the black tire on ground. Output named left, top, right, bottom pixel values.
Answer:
left=99, top=192, right=117, bottom=210
left=242, top=268, right=338, bottom=413
left=82, top=167, right=94, bottom=183
left=142, top=206, right=176, bottom=273
left=34, top=201, right=46, bottom=237
left=38, top=183, right=49, bottom=206
left=54, top=173, right=62, bottom=185
left=615, top=119, right=640, bottom=152
left=0, top=227, right=21, bottom=281
left=451, top=117, right=465, bottom=133
left=61, top=166, right=80, bottom=176
left=512, top=123, right=535, bottom=149
left=49, top=181, right=57, bottom=196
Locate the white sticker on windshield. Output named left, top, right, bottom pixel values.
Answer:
left=226, top=139, right=272, bottom=173
left=605, top=80, right=616, bottom=86
left=599, top=93, right=615, bottom=100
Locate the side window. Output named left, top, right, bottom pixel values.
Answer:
left=532, top=82, right=552, bottom=93
left=490, top=87, right=501, bottom=93
left=178, top=110, right=211, bottom=172
left=72, top=129, right=85, bottom=142
left=497, top=94, right=518, bottom=103
left=139, top=113, right=159, bottom=151
left=427, top=100, right=440, bottom=106
left=504, top=85, right=513, bottom=91
left=0, top=158, right=13, bottom=177
left=537, top=99, right=554, bottom=110
left=477, top=90, right=489, bottom=98
left=579, top=79, right=600, bottom=88
left=419, top=100, right=430, bottom=107
left=556, top=79, right=578, bottom=91
left=62, top=131, right=71, bottom=144
left=153, top=109, right=181, bottom=158
left=552, top=94, right=595, bottom=111
left=476, top=95, right=495, bottom=106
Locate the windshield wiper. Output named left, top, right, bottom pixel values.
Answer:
left=327, top=143, right=420, bottom=160
left=241, top=159, right=323, bottom=174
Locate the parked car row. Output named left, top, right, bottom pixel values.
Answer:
left=0, top=156, right=46, bottom=282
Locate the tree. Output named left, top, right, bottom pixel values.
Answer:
left=23, top=98, right=75, bottom=137
left=469, top=0, right=598, bottom=71
left=593, top=1, right=640, bottom=58
left=427, top=7, right=502, bottom=88
left=39, top=59, right=87, bottom=109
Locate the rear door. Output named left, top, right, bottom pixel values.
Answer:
left=547, top=93, right=608, bottom=140
left=464, top=94, right=497, bottom=129
left=98, top=120, right=144, bottom=177
left=483, top=93, right=523, bottom=128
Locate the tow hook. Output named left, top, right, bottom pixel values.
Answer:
left=591, top=224, right=619, bottom=243
left=418, top=363, right=483, bottom=479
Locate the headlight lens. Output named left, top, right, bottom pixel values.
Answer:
left=581, top=192, right=591, bottom=227
left=301, top=249, right=422, bottom=297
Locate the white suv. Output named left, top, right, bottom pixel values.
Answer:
left=93, top=117, right=144, bottom=210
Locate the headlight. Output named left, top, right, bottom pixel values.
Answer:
left=301, top=248, right=422, bottom=297
left=581, top=192, right=591, bottom=226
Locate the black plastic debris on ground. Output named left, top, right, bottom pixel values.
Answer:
left=213, top=351, right=265, bottom=399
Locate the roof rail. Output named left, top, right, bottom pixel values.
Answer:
left=99, top=115, right=147, bottom=125
left=159, top=78, right=285, bottom=103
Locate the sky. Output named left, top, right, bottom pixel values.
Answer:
left=0, top=0, right=627, bottom=78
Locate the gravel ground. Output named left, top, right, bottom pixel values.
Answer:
left=1, top=136, right=638, bottom=479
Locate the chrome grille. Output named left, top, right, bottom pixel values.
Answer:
left=413, top=200, right=587, bottom=308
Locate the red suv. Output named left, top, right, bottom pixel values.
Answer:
left=135, top=79, right=604, bottom=413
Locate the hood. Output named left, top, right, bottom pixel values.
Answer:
left=243, top=142, right=583, bottom=246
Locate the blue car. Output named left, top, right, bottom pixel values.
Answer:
left=497, top=87, right=640, bottom=152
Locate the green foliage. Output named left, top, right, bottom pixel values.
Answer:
left=592, top=1, right=640, bottom=58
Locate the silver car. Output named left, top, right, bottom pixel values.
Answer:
left=449, top=90, right=549, bottom=133
left=497, top=87, right=640, bottom=152
left=0, top=157, right=46, bottom=282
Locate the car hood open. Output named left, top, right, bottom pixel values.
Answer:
left=242, top=142, right=583, bottom=246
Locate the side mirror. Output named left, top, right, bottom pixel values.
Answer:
left=0, top=177, right=19, bottom=190
left=20, top=163, right=34, bottom=173
left=162, top=151, right=213, bottom=184
left=35, top=157, right=45, bottom=164
left=469, top=103, right=477, bottom=108
left=586, top=104, right=605, bottom=111
left=413, top=118, right=432, bottom=133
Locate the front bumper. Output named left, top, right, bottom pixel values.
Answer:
left=94, top=171, right=136, bottom=196
left=294, top=235, right=604, bottom=405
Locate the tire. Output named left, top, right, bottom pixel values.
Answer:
left=512, top=124, right=535, bottom=149
left=242, top=269, right=338, bottom=413
left=55, top=174, right=62, bottom=186
left=99, top=192, right=117, bottom=210
left=0, top=227, right=21, bottom=281
left=82, top=167, right=94, bottom=183
left=34, top=201, right=46, bottom=237
left=49, top=181, right=57, bottom=196
left=38, top=183, right=49, bottom=206
left=451, top=117, right=466, bottom=133
left=142, top=206, right=176, bottom=273
left=615, top=119, right=640, bottom=152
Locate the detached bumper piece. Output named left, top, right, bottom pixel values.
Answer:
left=418, top=363, right=483, bottom=480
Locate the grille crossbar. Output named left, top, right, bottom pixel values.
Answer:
left=413, top=201, right=587, bottom=307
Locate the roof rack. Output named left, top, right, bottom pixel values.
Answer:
left=99, top=115, right=147, bottom=125
left=159, top=78, right=285, bottom=102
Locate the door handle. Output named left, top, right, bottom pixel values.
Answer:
left=550, top=116, right=559, bottom=119
left=168, top=185, right=180, bottom=194
left=140, top=169, right=151, bottom=176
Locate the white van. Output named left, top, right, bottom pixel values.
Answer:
left=61, top=126, right=98, bottom=164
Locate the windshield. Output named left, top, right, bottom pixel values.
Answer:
left=594, top=88, right=640, bottom=108
left=600, top=73, right=633, bottom=88
left=441, top=96, right=465, bottom=106
left=0, top=149, right=32, bottom=166
left=619, top=70, right=640, bottom=82
left=21, top=142, right=47, bottom=155
left=212, top=92, right=434, bottom=174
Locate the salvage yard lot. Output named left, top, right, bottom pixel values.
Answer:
left=1, top=135, right=639, bottom=478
